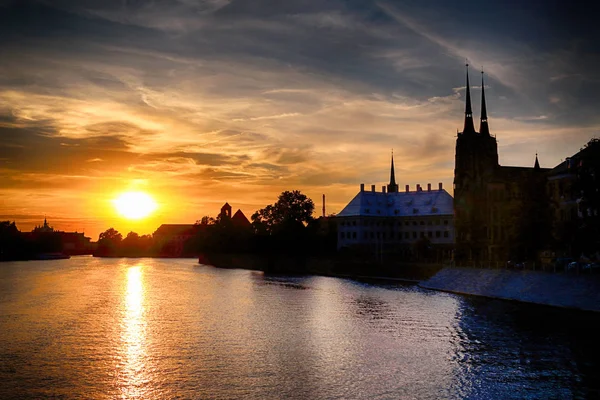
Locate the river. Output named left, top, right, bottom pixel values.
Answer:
left=0, top=257, right=598, bottom=399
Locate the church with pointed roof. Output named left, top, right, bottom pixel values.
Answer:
left=336, top=155, right=455, bottom=259
left=454, top=65, right=551, bottom=263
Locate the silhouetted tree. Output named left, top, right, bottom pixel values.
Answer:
left=96, top=228, right=123, bottom=256
left=251, top=190, right=315, bottom=234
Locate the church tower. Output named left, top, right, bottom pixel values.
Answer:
left=453, top=65, right=499, bottom=262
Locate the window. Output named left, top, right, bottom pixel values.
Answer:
left=436, top=231, right=441, bottom=238
left=376, top=209, right=381, bottom=214
left=412, top=221, right=417, bottom=226
left=427, top=220, right=432, bottom=225
left=377, top=232, right=381, bottom=239
left=352, top=232, right=357, bottom=239
left=364, top=232, right=368, bottom=239
left=444, top=231, right=449, bottom=238
left=352, top=221, right=357, bottom=226
left=405, top=232, right=410, bottom=239
left=382, top=233, right=386, bottom=239
left=398, top=232, right=403, bottom=240
left=341, top=222, right=345, bottom=226
left=370, top=232, right=374, bottom=239
left=412, top=232, right=417, bottom=239
left=394, top=209, right=399, bottom=215
left=420, top=221, right=425, bottom=226
left=341, top=232, right=345, bottom=239
left=444, top=220, right=449, bottom=225
left=428, top=231, right=433, bottom=238
left=405, top=221, right=410, bottom=226
left=365, top=209, right=370, bottom=214
left=420, top=232, right=425, bottom=238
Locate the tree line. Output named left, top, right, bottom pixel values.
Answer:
left=94, top=190, right=337, bottom=258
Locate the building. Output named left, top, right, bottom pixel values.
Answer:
left=336, top=157, right=454, bottom=259
left=547, top=140, right=600, bottom=255
left=454, top=66, right=555, bottom=263
left=27, top=218, right=92, bottom=255
left=153, top=203, right=251, bottom=256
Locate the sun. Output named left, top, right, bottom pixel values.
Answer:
left=113, top=191, right=158, bottom=220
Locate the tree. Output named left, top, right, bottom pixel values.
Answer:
left=251, top=190, right=315, bottom=234
left=196, top=216, right=215, bottom=226
left=99, top=228, right=122, bottom=243
left=96, top=228, right=123, bottom=256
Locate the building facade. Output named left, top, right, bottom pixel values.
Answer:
left=454, top=66, right=553, bottom=263
left=336, top=158, right=454, bottom=259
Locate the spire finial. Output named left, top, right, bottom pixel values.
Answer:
left=463, top=62, right=475, bottom=134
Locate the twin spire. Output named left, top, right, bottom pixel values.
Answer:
left=463, top=63, right=490, bottom=136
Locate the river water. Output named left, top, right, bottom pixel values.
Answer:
left=0, top=257, right=598, bottom=399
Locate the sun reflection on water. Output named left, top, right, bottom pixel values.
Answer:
left=119, top=265, right=148, bottom=398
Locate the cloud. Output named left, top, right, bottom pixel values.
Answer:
left=1, top=0, right=600, bottom=238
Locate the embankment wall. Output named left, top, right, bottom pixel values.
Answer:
left=420, top=267, right=600, bottom=312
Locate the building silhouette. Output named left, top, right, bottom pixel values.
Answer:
left=336, top=157, right=454, bottom=259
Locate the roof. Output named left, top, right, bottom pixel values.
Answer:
left=232, top=209, right=251, bottom=225
left=338, top=189, right=453, bottom=218
left=154, top=224, right=198, bottom=236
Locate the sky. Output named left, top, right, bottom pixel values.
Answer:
left=1, top=0, right=599, bottom=240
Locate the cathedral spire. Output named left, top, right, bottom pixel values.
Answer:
left=534, top=153, right=540, bottom=169
left=387, top=150, right=399, bottom=193
left=463, top=63, right=476, bottom=134
left=480, top=69, right=490, bottom=136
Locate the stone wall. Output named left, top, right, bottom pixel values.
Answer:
left=420, top=267, right=600, bottom=312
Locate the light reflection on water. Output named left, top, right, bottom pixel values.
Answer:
left=119, top=265, right=147, bottom=399
left=0, top=257, right=598, bottom=399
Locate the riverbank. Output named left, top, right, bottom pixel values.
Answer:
left=200, top=253, right=443, bottom=281
left=420, top=267, right=600, bottom=313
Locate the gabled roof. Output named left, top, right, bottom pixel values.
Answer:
left=338, top=189, right=453, bottom=218
left=232, top=209, right=251, bottom=225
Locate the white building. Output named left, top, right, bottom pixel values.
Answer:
left=336, top=156, right=455, bottom=258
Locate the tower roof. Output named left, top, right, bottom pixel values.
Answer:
left=534, top=153, right=540, bottom=169
left=480, top=70, right=490, bottom=136
left=463, top=64, right=476, bottom=134
left=390, top=152, right=396, bottom=186
left=387, top=151, right=399, bottom=193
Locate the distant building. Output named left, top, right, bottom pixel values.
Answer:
left=453, top=65, right=598, bottom=263
left=153, top=224, right=201, bottom=257
left=154, top=203, right=251, bottom=256
left=547, top=141, right=600, bottom=254
left=335, top=157, right=454, bottom=259
left=27, top=218, right=92, bottom=255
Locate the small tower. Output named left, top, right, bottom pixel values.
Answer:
left=534, top=153, right=540, bottom=169
left=387, top=151, right=399, bottom=193
left=220, top=202, right=232, bottom=218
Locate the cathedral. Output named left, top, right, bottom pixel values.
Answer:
left=454, top=66, right=549, bottom=263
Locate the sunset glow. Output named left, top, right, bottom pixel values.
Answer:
left=0, top=1, right=598, bottom=240
left=114, top=192, right=158, bottom=220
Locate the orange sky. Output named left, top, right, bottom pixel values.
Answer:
left=1, top=1, right=598, bottom=240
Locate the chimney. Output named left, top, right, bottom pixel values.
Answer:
left=439, top=182, right=443, bottom=191
left=382, top=186, right=386, bottom=193
left=417, top=184, right=421, bottom=192
left=427, top=183, right=431, bottom=192
left=371, top=184, right=375, bottom=192
left=405, top=184, right=409, bottom=193
left=322, top=194, right=326, bottom=218
left=360, top=183, right=365, bottom=192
